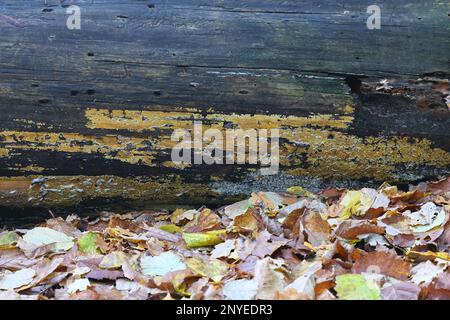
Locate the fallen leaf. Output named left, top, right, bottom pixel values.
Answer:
left=140, top=252, right=186, bottom=277
left=381, top=282, right=421, bottom=300
left=410, top=261, right=445, bottom=285
left=0, top=231, right=20, bottom=249
left=340, top=190, right=373, bottom=219
left=182, top=230, right=225, bottom=248
left=425, top=177, right=450, bottom=195
left=335, top=274, right=380, bottom=300
left=335, top=220, right=385, bottom=240
left=211, top=239, right=237, bottom=259
left=222, top=279, right=258, bottom=300
left=78, top=232, right=101, bottom=255
left=186, top=257, right=229, bottom=282
left=67, top=278, right=91, bottom=294
left=22, top=227, right=74, bottom=252
left=0, top=269, right=36, bottom=290
left=99, top=252, right=127, bottom=269
left=251, top=230, right=288, bottom=258
left=303, top=211, right=331, bottom=246
left=352, top=251, right=411, bottom=280
left=233, top=208, right=263, bottom=236
left=286, top=186, right=314, bottom=198
left=253, top=258, right=286, bottom=300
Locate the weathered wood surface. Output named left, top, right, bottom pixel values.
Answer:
left=0, top=0, right=449, bottom=212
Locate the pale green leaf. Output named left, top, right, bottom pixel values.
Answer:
left=23, top=227, right=74, bottom=252
left=335, top=274, right=380, bottom=300
left=78, top=232, right=100, bottom=254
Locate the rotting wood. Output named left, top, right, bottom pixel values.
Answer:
left=0, top=1, right=449, bottom=211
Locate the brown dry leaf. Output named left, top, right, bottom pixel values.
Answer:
left=391, top=190, right=427, bottom=204
left=281, top=207, right=306, bottom=238
left=46, top=218, right=81, bottom=237
left=425, top=177, right=450, bottom=195
left=233, top=208, right=264, bottom=236
left=19, top=256, right=64, bottom=291
left=352, top=250, right=411, bottom=280
left=427, top=272, right=450, bottom=299
left=303, top=211, right=331, bottom=246
left=184, top=208, right=222, bottom=233
left=253, top=258, right=286, bottom=300
left=251, top=230, right=289, bottom=258
left=251, top=192, right=284, bottom=215
left=335, top=220, right=385, bottom=240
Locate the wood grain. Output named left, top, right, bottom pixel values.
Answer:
left=0, top=0, right=449, bottom=211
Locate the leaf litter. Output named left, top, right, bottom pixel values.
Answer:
left=0, top=177, right=449, bottom=300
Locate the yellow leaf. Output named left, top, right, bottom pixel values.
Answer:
left=182, top=230, right=225, bottom=248
left=0, top=232, right=20, bottom=249
left=186, top=257, right=229, bottom=282
left=159, top=224, right=182, bottom=233
left=406, top=250, right=450, bottom=262
left=99, top=251, right=127, bottom=269
left=340, top=191, right=372, bottom=220
left=286, top=186, right=314, bottom=198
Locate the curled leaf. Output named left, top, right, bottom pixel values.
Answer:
left=182, top=230, right=225, bottom=248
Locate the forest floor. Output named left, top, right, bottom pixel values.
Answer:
left=0, top=177, right=449, bottom=300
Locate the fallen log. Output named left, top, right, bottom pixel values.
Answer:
left=0, top=0, right=449, bottom=212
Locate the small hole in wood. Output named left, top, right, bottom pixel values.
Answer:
left=239, top=90, right=249, bottom=94
left=153, top=90, right=162, bottom=96
left=38, top=99, right=51, bottom=104
left=31, top=84, right=39, bottom=88
left=86, top=89, right=96, bottom=95
left=42, top=8, right=53, bottom=13
left=70, top=90, right=79, bottom=96
left=147, top=4, right=155, bottom=9
left=87, top=52, right=95, bottom=57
